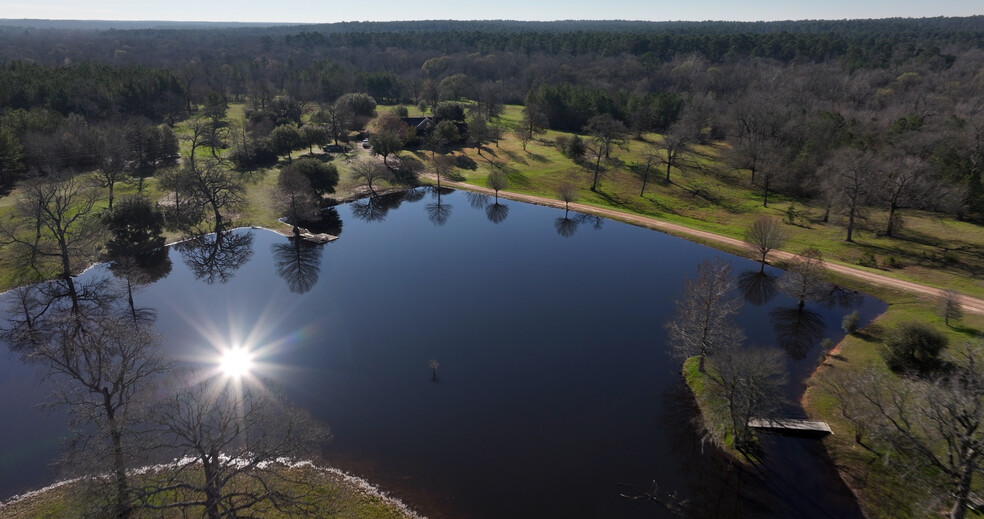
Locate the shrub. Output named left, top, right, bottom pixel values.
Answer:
left=857, top=251, right=878, bottom=268
left=785, top=205, right=797, bottom=225
left=881, top=322, right=948, bottom=375
left=564, top=135, right=586, bottom=160
left=841, top=311, right=861, bottom=334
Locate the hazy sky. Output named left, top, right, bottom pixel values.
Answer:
left=0, top=0, right=979, bottom=24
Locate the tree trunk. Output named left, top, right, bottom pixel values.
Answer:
left=202, top=457, right=222, bottom=519
left=846, top=204, right=856, bottom=242
left=640, top=167, right=650, bottom=196
left=103, top=390, right=131, bottom=519
left=762, top=175, right=770, bottom=208
left=886, top=202, right=897, bottom=237
left=592, top=155, right=602, bottom=191
left=949, top=459, right=975, bottom=519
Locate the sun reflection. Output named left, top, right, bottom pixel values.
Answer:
left=219, top=346, right=254, bottom=378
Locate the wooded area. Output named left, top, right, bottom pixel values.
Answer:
left=3, top=16, right=984, bottom=519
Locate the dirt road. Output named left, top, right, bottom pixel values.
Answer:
left=432, top=176, right=984, bottom=316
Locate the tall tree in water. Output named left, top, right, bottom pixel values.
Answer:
left=666, top=257, right=744, bottom=371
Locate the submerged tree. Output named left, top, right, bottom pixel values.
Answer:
left=666, top=257, right=744, bottom=371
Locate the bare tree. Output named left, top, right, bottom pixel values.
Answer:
left=182, top=160, right=247, bottom=229
left=938, top=289, right=964, bottom=327
left=431, top=153, right=456, bottom=189
left=824, top=148, right=876, bottom=242
left=0, top=172, right=106, bottom=311
left=778, top=248, right=831, bottom=309
left=852, top=347, right=984, bottom=519
left=714, top=347, right=787, bottom=451
left=352, top=158, right=391, bottom=197
left=638, top=143, right=661, bottom=196
left=744, top=216, right=786, bottom=272
left=515, top=104, right=547, bottom=151
left=878, top=153, right=931, bottom=237
left=144, top=373, right=330, bottom=519
left=666, top=257, right=745, bottom=371
left=97, top=125, right=133, bottom=211
left=657, top=119, right=697, bottom=183
left=557, top=182, right=579, bottom=217
left=9, top=309, right=166, bottom=519
left=816, top=367, right=880, bottom=450
left=583, top=114, right=627, bottom=191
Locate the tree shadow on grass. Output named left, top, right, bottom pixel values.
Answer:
left=951, top=324, right=983, bottom=338
left=503, top=150, right=529, bottom=165
left=454, top=155, right=478, bottom=171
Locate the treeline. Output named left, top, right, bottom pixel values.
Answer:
left=1, top=17, right=984, bottom=220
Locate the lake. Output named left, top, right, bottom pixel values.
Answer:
left=0, top=188, right=886, bottom=518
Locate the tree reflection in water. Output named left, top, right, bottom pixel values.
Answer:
left=108, top=248, right=172, bottom=324
left=426, top=188, right=454, bottom=227
left=465, top=191, right=490, bottom=209
left=554, top=216, right=579, bottom=238
left=175, top=225, right=255, bottom=285
left=737, top=269, right=779, bottom=306
left=554, top=212, right=602, bottom=238
left=272, top=238, right=324, bottom=294
left=350, top=191, right=416, bottom=224
left=769, top=306, right=827, bottom=360
left=485, top=202, right=509, bottom=224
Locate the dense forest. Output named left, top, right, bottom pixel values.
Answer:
left=1, top=17, right=984, bottom=217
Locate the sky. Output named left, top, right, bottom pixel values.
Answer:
left=0, top=0, right=980, bottom=24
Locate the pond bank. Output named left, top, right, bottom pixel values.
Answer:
left=0, top=461, right=425, bottom=519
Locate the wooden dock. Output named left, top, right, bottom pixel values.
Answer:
left=748, top=418, right=833, bottom=437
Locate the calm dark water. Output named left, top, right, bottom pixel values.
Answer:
left=0, top=188, right=885, bottom=518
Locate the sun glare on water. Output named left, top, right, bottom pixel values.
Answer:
left=220, top=347, right=254, bottom=378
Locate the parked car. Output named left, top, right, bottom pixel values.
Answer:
left=362, top=138, right=370, bottom=149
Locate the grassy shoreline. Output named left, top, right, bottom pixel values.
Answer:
left=0, top=462, right=424, bottom=519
